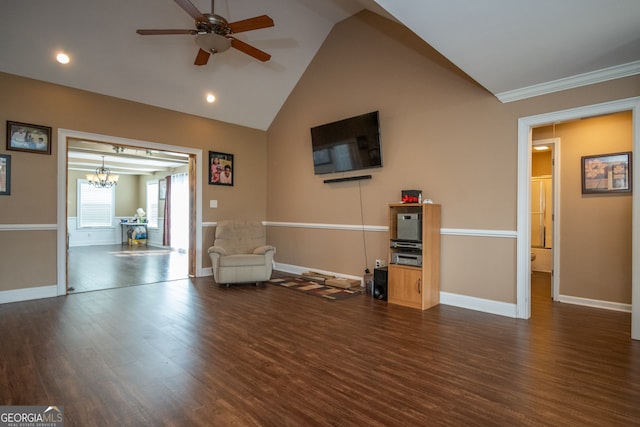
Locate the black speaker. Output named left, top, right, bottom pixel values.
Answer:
left=373, top=267, right=388, bottom=301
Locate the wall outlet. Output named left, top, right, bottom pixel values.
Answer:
left=375, top=259, right=386, bottom=268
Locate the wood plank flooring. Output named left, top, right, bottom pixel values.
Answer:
left=67, top=244, right=188, bottom=293
left=1, top=271, right=639, bottom=426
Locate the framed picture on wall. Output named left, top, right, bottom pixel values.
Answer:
left=209, top=151, right=234, bottom=186
left=6, top=120, right=52, bottom=155
left=0, top=154, right=11, bottom=195
left=581, top=151, right=632, bottom=194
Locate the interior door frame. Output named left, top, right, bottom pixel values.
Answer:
left=516, top=97, right=640, bottom=341
left=56, top=129, right=203, bottom=294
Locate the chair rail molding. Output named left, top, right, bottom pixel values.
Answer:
left=265, top=221, right=516, bottom=238
left=0, top=224, right=57, bottom=231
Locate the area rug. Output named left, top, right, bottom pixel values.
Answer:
left=268, top=277, right=362, bottom=301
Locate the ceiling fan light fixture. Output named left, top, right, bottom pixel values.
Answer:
left=136, top=0, right=273, bottom=63
left=195, top=33, right=231, bottom=54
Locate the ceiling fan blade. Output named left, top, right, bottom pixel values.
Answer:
left=174, top=0, right=207, bottom=22
left=194, top=48, right=211, bottom=66
left=137, top=29, right=197, bottom=35
left=229, top=37, right=271, bottom=62
left=228, top=15, right=274, bottom=34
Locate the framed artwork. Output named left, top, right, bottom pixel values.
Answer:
left=6, top=121, right=52, bottom=155
left=209, top=151, right=234, bottom=186
left=581, top=151, right=632, bottom=194
left=0, top=154, right=11, bottom=195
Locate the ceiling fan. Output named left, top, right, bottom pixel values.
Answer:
left=136, top=0, right=274, bottom=65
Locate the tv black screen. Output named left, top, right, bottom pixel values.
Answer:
left=310, top=111, right=382, bottom=175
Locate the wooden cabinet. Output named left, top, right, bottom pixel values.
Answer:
left=388, top=265, right=423, bottom=309
left=387, top=203, right=441, bottom=310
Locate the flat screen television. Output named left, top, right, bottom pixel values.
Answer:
left=310, top=111, right=382, bottom=175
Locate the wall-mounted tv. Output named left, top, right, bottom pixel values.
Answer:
left=310, top=111, right=382, bottom=175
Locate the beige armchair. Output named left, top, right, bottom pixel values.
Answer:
left=208, top=220, right=275, bottom=286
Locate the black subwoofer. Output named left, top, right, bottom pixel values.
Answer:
left=373, top=267, right=388, bottom=301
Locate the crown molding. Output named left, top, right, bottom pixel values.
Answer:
left=496, top=60, right=640, bottom=103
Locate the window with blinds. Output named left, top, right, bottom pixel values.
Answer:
left=77, top=180, right=115, bottom=228
left=146, top=180, right=159, bottom=228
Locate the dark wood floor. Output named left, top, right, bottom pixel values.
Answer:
left=1, top=271, right=639, bottom=426
left=67, top=244, right=188, bottom=292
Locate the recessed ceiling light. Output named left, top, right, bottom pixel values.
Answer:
left=533, top=145, right=549, bottom=151
left=206, top=93, right=216, bottom=103
left=56, top=52, right=70, bottom=64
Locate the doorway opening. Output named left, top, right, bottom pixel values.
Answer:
left=530, top=138, right=559, bottom=304
left=516, top=97, right=639, bottom=341
left=67, top=139, right=191, bottom=292
left=57, top=129, right=203, bottom=295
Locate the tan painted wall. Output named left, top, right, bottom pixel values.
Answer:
left=1, top=10, right=639, bottom=304
left=0, top=231, right=57, bottom=288
left=532, top=151, right=552, bottom=177
left=533, top=112, right=632, bottom=303
left=266, top=11, right=640, bottom=304
left=0, top=72, right=267, bottom=292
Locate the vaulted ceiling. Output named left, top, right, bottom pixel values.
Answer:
left=1, top=0, right=639, bottom=133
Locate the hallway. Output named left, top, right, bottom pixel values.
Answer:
left=531, top=270, right=552, bottom=309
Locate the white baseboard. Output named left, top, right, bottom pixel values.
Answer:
left=275, top=262, right=518, bottom=317
left=558, top=294, right=631, bottom=313
left=0, top=285, right=59, bottom=304
left=3, top=269, right=627, bottom=319
left=440, top=292, right=517, bottom=318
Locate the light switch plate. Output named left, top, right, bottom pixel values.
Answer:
left=210, top=200, right=218, bottom=208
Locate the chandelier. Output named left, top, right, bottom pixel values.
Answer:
left=86, top=156, right=119, bottom=188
